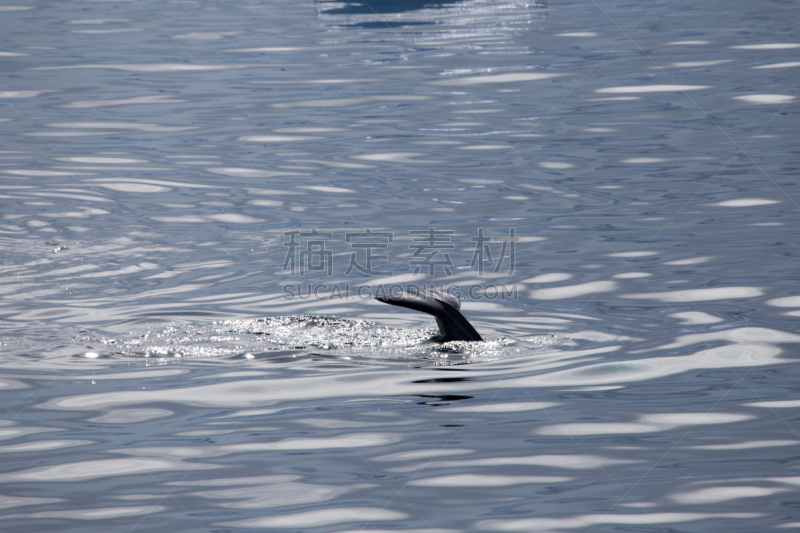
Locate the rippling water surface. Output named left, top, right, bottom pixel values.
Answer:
left=2, top=0, right=799, bottom=531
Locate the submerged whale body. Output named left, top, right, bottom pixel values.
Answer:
left=376, top=289, right=483, bottom=342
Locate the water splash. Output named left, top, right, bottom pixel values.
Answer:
left=77, top=315, right=562, bottom=364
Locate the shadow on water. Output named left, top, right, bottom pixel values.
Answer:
left=316, top=0, right=546, bottom=28
left=317, top=0, right=469, bottom=16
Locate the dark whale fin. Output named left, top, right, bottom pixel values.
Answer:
left=376, top=288, right=483, bottom=342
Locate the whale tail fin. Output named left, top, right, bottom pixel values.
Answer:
left=376, top=288, right=483, bottom=342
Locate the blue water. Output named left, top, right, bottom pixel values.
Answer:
left=2, top=0, right=800, bottom=531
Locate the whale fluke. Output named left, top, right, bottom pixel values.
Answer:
left=376, top=288, right=483, bottom=342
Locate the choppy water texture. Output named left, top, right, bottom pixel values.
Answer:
left=2, top=0, right=800, bottom=531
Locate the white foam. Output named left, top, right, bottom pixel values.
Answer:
left=434, top=72, right=560, bottom=86
left=767, top=296, right=800, bottom=308
left=607, top=251, right=658, bottom=258
left=670, top=311, right=724, bottom=325
left=671, top=486, right=787, bottom=504
left=523, top=273, right=573, bottom=284
left=409, top=474, right=569, bottom=487
left=0, top=90, right=49, bottom=98
left=298, top=185, right=355, bottom=193
left=672, top=60, right=731, bottom=67
left=557, top=32, right=598, bottom=37
left=732, top=43, right=800, bottom=50
left=220, top=508, right=406, bottom=529
left=733, top=94, right=794, bottom=104
left=753, top=61, right=800, bottom=69
left=206, top=167, right=298, bottom=178
left=622, top=286, right=762, bottom=302
left=621, top=157, right=668, bottom=163
left=540, top=161, right=574, bottom=169
left=238, top=135, right=323, bottom=142
left=531, top=280, right=617, bottom=300
left=597, top=85, right=710, bottom=93
left=714, top=198, right=779, bottom=207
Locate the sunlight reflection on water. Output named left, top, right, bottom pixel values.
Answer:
left=1, top=0, right=799, bottom=531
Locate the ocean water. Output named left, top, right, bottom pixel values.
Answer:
left=1, top=0, right=799, bottom=531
